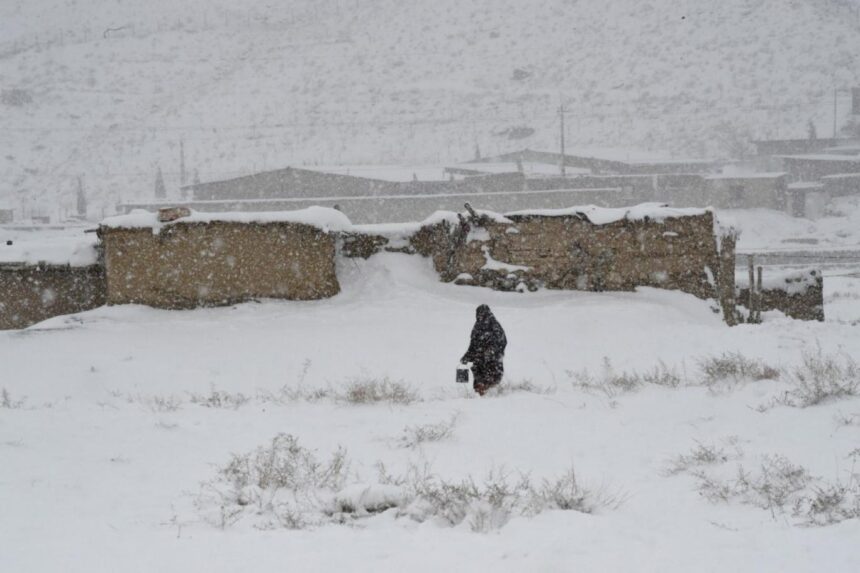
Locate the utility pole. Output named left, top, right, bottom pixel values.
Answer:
left=834, top=89, right=838, bottom=139
left=558, top=104, right=566, bottom=177
left=76, top=175, right=87, bottom=218
left=179, top=138, right=187, bottom=187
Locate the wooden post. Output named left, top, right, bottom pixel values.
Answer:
left=718, top=232, right=738, bottom=326
left=756, top=266, right=763, bottom=323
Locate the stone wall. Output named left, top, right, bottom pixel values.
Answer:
left=99, top=221, right=339, bottom=309
left=0, top=264, right=106, bottom=329
left=737, top=269, right=824, bottom=322
left=410, top=209, right=721, bottom=300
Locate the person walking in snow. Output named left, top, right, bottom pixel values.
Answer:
left=461, top=304, right=507, bottom=396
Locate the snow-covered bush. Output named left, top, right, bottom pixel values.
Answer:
left=259, top=385, right=333, bottom=403
left=188, top=387, right=250, bottom=409
left=568, top=358, right=681, bottom=397
left=1, top=88, right=33, bottom=106
left=1, top=388, right=25, bottom=409
left=198, top=435, right=615, bottom=532
left=398, top=414, right=459, bottom=448
left=489, top=379, right=556, bottom=396
left=698, top=352, right=779, bottom=387
left=339, top=376, right=419, bottom=405
left=671, top=449, right=860, bottom=527
left=196, top=433, right=351, bottom=530
left=664, top=441, right=733, bottom=476
left=389, top=464, right=613, bottom=532
left=138, top=394, right=182, bottom=412
left=780, top=349, right=860, bottom=407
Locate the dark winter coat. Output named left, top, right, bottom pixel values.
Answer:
left=461, top=304, right=507, bottom=386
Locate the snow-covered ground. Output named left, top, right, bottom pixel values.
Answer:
left=720, top=196, right=860, bottom=253
left=2, top=253, right=859, bottom=571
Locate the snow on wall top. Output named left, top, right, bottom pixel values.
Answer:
left=352, top=203, right=712, bottom=244
left=736, top=269, right=821, bottom=295
left=0, top=233, right=99, bottom=267
left=352, top=209, right=514, bottom=237
left=506, top=203, right=711, bottom=225
left=100, top=207, right=352, bottom=233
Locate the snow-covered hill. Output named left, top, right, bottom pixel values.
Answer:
left=2, top=0, right=860, bottom=216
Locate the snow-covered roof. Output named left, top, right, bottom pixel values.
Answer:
left=787, top=182, right=825, bottom=190
left=821, top=172, right=860, bottom=180
left=100, top=206, right=352, bottom=232
left=778, top=154, right=860, bottom=162
left=533, top=147, right=714, bottom=165
left=300, top=164, right=453, bottom=182
left=822, top=146, right=860, bottom=155
left=456, top=162, right=591, bottom=176
left=705, top=172, right=786, bottom=180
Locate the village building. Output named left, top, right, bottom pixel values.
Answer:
left=0, top=206, right=14, bottom=224
left=474, top=148, right=719, bottom=176
left=777, top=154, right=860, bottom=183
left=751, top=138, right=845, bottom=171
left=0, top=233, right=104, bottom=330
left=97, top=207, right=348, bottom=309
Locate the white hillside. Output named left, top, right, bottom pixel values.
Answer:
left=2, top=0, right=859, bottom=215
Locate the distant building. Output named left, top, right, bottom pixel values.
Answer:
left=752, top=138, right=858, bottom=171
left=0, top=207, right=13, bottom=224
left=777, top=154, right=860, bottom=182
left=476, top=148, right=718, bottom=176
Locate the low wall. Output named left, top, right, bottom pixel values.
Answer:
left=0, top=264, right=106, bottom=329
left=408, top=206, right=722, bottom=300
left=99, top=221, right=339, bottom=309
left=737, top=269, right=824, bottom=321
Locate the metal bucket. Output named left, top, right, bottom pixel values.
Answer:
left=456, top=363, right=472, bottom=384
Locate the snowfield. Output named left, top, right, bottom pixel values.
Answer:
left=2, top=253, right=860, bottom=571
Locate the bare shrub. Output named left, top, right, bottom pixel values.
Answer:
left=686, top=453, right=860, bottom=526
left=188, top=387, right=250, bottom=409
left=699, top=352, right=780, bottom=386
left=795, top=480, right=860, bottom=526
left=399, top=414, right=459, bottom=449
left=392, top=463, right=618, bottom=532
left=665, top=442, right=731, bottom=476
left=134, top=394, right=182, bottom=412
left=199, top=437, right=615, bottom=532
left=489, top=379, right=556, bottom=396
left=1, top=388, right=25, bottom=409
left=1, top=88, right=33, bottom=106
left=196, top=434, right=351, bottom=529
left=780, top=349, right=860, bottom=407
left=835, top=412, right=860, bottom=428
left=258, top=384, right=333, bottom=404
left=338, top=376, right=419, bottom=405
left=568, top=358, right=681, bottom=397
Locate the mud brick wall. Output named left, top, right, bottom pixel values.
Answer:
left=99, top=221, right=339, bottom=309
left=0, top=264, right=106, bottom=330
left=412, top=211, right=721, bottom=300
